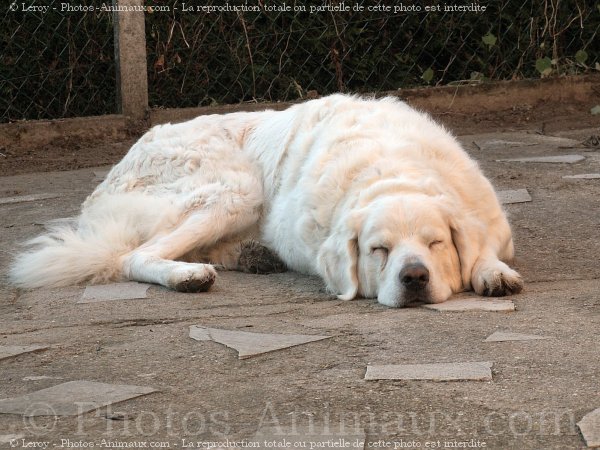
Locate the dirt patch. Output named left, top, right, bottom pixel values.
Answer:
left=0, top=135, right=135, bottom=177
left=432, top=99, right=599, bottom=136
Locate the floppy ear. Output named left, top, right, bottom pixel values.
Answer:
left=448, top=211, right=484, bottom=290
left=317, top=209, right=363, bottom=301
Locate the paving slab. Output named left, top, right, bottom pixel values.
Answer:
left=254, top=427, right=366, bottom=449
left=476, top=139, right=536, bottom=150
left=485, top=331, right=549, bottom=342
left=92, top=170, right=110, bottom=181
left=0, top=381, right=157, bottom=416
left=0, top=345, right=49, bottom=361
left=498, top=188, right=532, bottom=204
left=137, top=373, right=157, bottom=378
left=22, top=375, right=63, bottom=381
left=422, top=298, right=515, bottom=312
left=365, top=362, right=493, bottom=381
left=563, top=173, right=600, bottom=179
left=578, top=407, right=600, bottom=448
left=0, top=434, right=25, bottom=444
left=0, top=193, right=61, bottom=205
left=78, top=282, right=151, bottom=303
left=472, top=133, right=581, bottom=152
left=189, top=325, right=331, bottom=359
left=496, top=154, right=585, bottom=163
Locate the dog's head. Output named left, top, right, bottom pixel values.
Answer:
left=317, top=192, right=482, bottom=307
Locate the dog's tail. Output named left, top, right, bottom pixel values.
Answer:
left=9, top=193, right=179, bottom=289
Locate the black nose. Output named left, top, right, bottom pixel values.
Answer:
left=400, top=263, right=430, bottom=290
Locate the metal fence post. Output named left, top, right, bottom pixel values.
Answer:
left=113, top=0, right=148, bottom=120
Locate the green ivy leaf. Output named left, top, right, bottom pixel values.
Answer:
left=575, top=50, right=588, bottom=64
left=421, top=68, right=434, bottom=83
left=535, top=57, right=552, bottom=75
left=591, top=105, right=600, bottom=115
left=482, top=32, right=497, bottom=49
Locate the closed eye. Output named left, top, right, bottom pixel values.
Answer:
left=429, top=240, right=443, bottom=249
left=370, top=246, right=389, bottom=269
left=371, top=246, right=389, bottom=255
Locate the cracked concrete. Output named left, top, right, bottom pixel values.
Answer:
left=0, top=127, right=599, bottom=448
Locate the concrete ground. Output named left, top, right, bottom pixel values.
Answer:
left=0, top=127, right=599, bottom=449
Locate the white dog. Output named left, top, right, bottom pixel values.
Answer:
left=10, top=94, right=523, bottom=307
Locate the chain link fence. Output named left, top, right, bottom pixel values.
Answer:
left=0, top=0, right=116, bottom=123
left=1, top=1, right=598, bottom=123
left=146, top=0, right=599, bottom=108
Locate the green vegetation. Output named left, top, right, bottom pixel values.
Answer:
left=1, top=0, right=598, bottom=121
left=146, top=1, right=599, bottom=107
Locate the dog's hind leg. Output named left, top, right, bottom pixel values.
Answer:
left=121, top=184, right=263, bottom=292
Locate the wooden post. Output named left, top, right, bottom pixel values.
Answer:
left=113, top=0, right=148, bottom=119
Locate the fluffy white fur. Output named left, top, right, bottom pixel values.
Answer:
left=10, top=94, right=523, bottom=307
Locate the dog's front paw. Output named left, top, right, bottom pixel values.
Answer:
left=169, top=263, right=217, bottom=292
left=472, top=260, right=523, bottom=297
